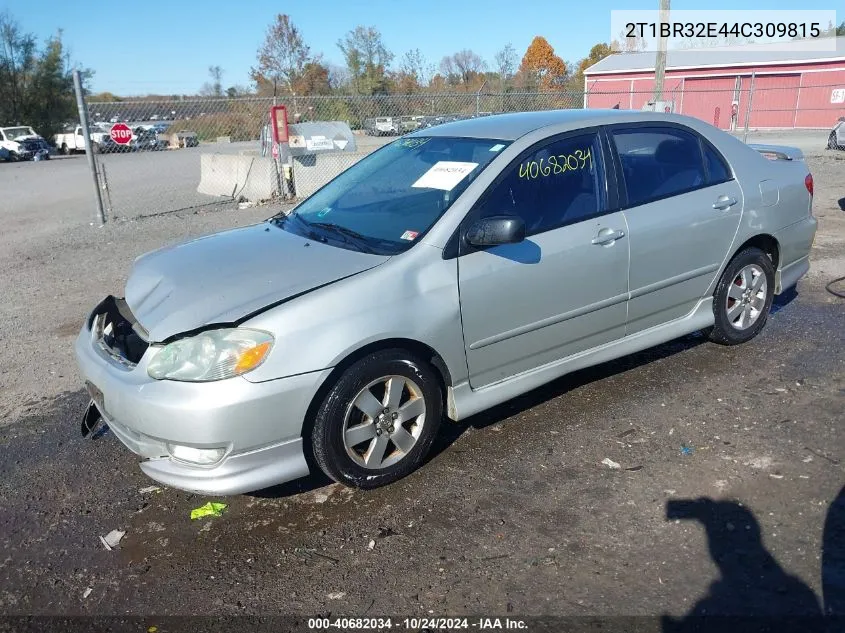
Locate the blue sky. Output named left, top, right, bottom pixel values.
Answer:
left=3, top=0, right=839, bottom=95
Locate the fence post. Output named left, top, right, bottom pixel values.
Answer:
left=743, top=72, right=755, bottom=144
left=72, top=70, right=106, bottom=225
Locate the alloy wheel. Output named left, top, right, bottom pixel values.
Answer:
left=725, top=263, right=767, bottom=330
left=342, top=375, right=427, bottom=469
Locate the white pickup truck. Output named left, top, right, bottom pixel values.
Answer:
left=54, top=125, right=115, bottom=154
left=0, top=126, right=52, bottom=160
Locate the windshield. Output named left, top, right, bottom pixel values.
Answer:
left=275, top=136, right=510, bottom=255
left=4, top=127, right=36, bottom=138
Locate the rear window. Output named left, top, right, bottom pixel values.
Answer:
left=703, top=144, right=731, bottom=183
left=612, top=127, right=708, bottom=207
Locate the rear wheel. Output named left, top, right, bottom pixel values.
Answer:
left=709, top=247, right=775, bottom=345
left=61, top=144, right=70, bottom=155
left=311, top=349, right=442, bottom=489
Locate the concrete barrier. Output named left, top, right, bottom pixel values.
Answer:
left=197, top=153, right=280, bottom=202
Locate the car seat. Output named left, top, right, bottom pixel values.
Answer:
left=652, top=139, right=704, bottom=197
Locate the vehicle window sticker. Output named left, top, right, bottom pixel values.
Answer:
left=411, top=161, right=478, bottom=191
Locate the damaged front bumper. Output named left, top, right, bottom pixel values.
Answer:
left=74, top=297, right=332, bottom=495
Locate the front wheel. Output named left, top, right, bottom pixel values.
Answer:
left=828, top=132, right=838, bottom=150
left=311, top=350, right=443, bottom=489
left=709, top=247, right=775, bottom=345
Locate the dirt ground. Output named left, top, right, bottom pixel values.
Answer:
left=0, top=150, right=842, bottom=630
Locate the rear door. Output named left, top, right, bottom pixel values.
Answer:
left=457, top=129, right=630, bottom=388
left=608, top=124, right=743, bottom=334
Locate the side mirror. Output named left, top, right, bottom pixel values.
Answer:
left=465, top=215, right=526, bottom=247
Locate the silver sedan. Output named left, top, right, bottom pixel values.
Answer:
left=75, top=110, right=817, bottom=495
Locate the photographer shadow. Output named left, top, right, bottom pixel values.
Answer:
left=661, top=497, right=826, bottom=633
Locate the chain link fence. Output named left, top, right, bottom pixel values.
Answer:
left=79, top=83, right=844, bottom=221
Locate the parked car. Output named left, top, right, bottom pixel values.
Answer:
left=54, top=125, right=113, bottom=155
left=0, top=126, right=51, bottom=160
left=172, top=130, right=199, bottom=148
left=827, top=116, right=845, bottom=150
left=130, top=126, right=167, bottom=151
left=364, top=117, right=400, bottom=136
left=398, top=116, right=421, bottom=134
left=75, top=110, right=816, bottom=495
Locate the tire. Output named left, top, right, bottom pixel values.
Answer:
left=91, top=142, right=101, bottom=155
left=828, top=132, right=838, bottom=150
left=61, top=144, right=70, bottom=156
left=709, top=247, right=775, bottom=346
left=311, top=349, right=443, bottom=489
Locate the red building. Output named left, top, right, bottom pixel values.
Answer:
left=584, top=37, right=845, bottom=130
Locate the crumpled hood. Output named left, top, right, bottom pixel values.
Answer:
left=125, top=223, right=389, bottom=341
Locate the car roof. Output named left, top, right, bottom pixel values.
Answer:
left=408, top=109, right=674, bottom=141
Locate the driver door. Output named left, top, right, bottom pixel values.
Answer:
left=457, top=130, right=630, bottom=388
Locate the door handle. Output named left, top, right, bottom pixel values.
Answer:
left=712, top=196, right=738, bottom=211
left=591, top=229, right=625, bottom=245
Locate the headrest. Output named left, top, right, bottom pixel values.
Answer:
left=654, top=139, right=699, bottom=167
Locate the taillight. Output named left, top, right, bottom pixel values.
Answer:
left=805, top=173, right=814, bottom=196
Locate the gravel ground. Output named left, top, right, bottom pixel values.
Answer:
left=0, top=134, right=390, bottom=226
left=0, top=144, right=842, bottom=626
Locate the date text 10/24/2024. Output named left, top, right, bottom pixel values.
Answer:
left=308, top=617, right=529, bottom=630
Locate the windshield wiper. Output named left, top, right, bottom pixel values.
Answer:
left=309, top=222, right=377, bottom=254
left=271, top=211, right=321, bottom=238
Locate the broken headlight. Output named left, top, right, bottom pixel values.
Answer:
left=147, top=328, right=273, bottom=382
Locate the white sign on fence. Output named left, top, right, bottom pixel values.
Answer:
left=305, top=135, right=335, bottom=151
left=832, top=89, right=845, bottom=104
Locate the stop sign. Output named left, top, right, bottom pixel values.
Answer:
left=110, top=122, right=132, bottom=145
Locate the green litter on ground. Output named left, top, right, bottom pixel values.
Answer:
left=190, top=502, right=227, bottom=520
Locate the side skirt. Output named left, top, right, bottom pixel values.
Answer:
left=447, top=297, right=715, bottom=422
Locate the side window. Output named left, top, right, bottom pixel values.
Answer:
left=612, top=127, right=707, bottom=207
left=476, top=133, right=605, bottom=236
left=703, top=143, right=731, bottom=184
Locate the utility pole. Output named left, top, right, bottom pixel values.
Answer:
left=72, top=69, right=106, bottom=225
left=476, top=80, right=487, bottom=116
left=653, top=0, right=670, bottom=103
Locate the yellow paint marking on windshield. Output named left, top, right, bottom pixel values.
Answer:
left=397, top=137, right=431, bottom=149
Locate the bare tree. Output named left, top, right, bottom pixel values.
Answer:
left=439, top=49, right=485, bottom=87
left=399, top=48, right=434, bottom=88
left=438, top=55, right=457, bottom=83
left=200, top=65, right=223, bottom=96
left=252, top=14, right=310, bottom=95
left=452, top=49, right=486, bottom=83
left=327, top=64, right=350, bottom=91
left=494, top=43, right=517, bottom=89
left=615, top=29, right=647, bottom=53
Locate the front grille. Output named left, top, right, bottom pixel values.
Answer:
left=91, top=296, right=149, bottom=367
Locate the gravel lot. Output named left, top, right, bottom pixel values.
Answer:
left=0, top=135, right=843, bottom=627
left=0, top=134, right=391, bottom=226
